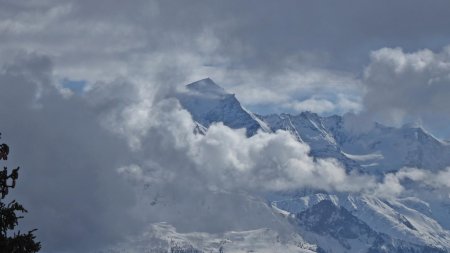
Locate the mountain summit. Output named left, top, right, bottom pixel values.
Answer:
left=185, top=78, right=227, bottom=96
left=177, top=78, right=269, bottom=136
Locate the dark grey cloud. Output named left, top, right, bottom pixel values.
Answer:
left=0, top=54, right=140, bottom=252
left=3, top=0, right=450, bottom=118
left=155, top=0, right=450, bottom=71
left=3, top=0, right=450, bottom=71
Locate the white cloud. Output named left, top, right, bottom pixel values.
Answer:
left=362, top=46, right=450, bottom=136
left=396, top=167, right=450, bottom=190
left=218, top=65, right=363, bottom=114
left=188, top=124, right=372, bottom=192
left=370, top=167, right=450, bottom=199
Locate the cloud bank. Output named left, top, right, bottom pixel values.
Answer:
left=362, top=46, right=450, bottom=137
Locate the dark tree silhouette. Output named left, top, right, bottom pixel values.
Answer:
left=0, top=134, right=40, bottom=253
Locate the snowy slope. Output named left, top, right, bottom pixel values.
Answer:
left=292, top=200, right=446, bottom=253
left=260, top=112, right=361, bottom=171
left=260, top=113, right=450, bottom=173
left=332, top=122, right=450, bottom=172
left=103, top=222, right=320, bottom=253
left=271, top=193, right=450, bottom=251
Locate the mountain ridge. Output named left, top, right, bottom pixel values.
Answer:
left=171, top=78, right=450, bottom=253
left=179, top=78, right=450, bottom=172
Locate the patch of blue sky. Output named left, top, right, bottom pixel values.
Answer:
left=61, top=79, right=87, bottom=94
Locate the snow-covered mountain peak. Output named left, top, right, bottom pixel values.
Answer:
left=177, top=78, right=268, bottom=136
left=186, top=78, right=227, bottom=96
left=298, top=110, right=321, bottom=119
left=402, top=121, right=423, bottom=129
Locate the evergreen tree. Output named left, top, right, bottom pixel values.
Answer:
left=0, top=134, right=40, bottom=253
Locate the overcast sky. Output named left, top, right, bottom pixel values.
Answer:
left=2, top=0, right=450, bottom=135
left=2, top=1, right=450, bottom=252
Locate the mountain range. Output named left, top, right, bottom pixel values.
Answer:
left=179, top=78, right=450, bottom=174
left=112, top=78, right=450, bottom=253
